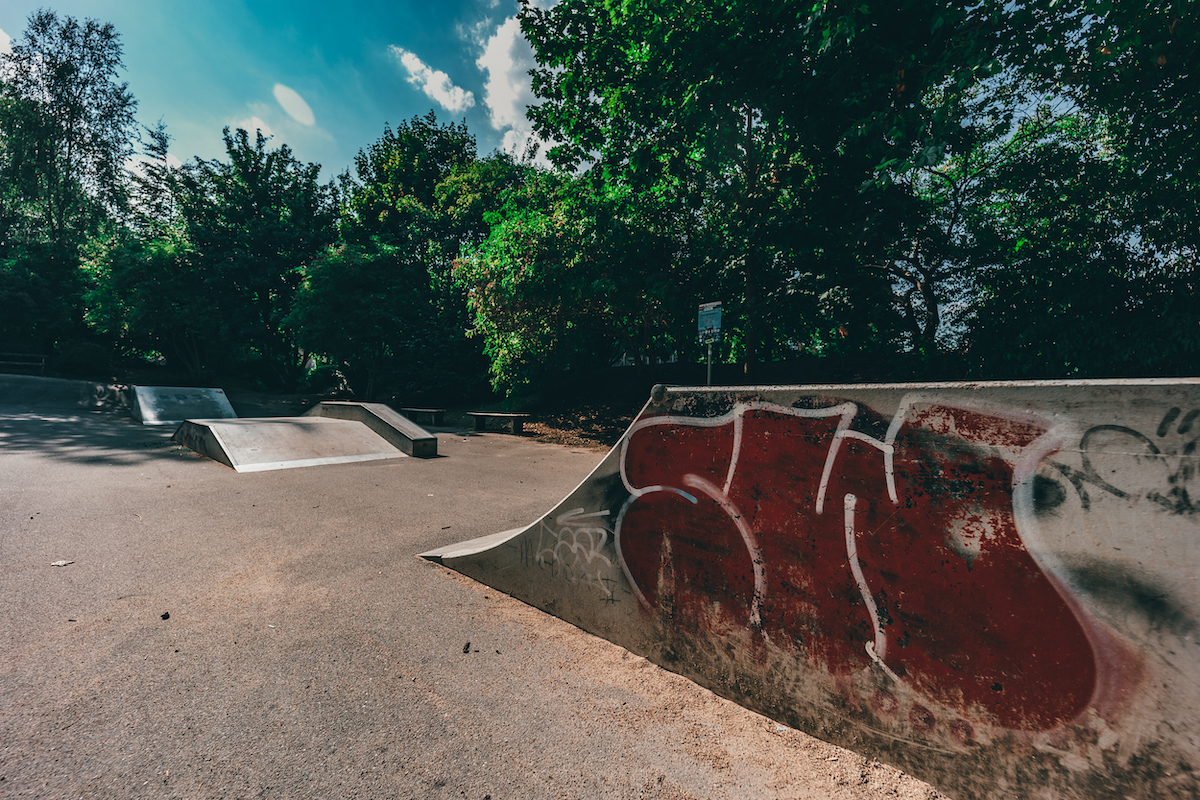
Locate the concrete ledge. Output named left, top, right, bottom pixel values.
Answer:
left=305, top=401, right=437, bottom=458
left=172, top=417, right=235, bottom=469
left=466, top=411, right=531, bottom=434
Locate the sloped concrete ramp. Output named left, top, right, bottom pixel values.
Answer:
left=173, top=416, right=405, bottom=472
left=423, top=379, right=1200, bottom=800
left=305, top=401, right=437, bottom=457
left=133, top=385, right=236, bottom=425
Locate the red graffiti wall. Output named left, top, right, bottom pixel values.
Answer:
left=617, top=400, right=1101, bottom=731
left=430, top=381, right=1200, bottom=799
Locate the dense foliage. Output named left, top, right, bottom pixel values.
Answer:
left=1, top=4, right=1195, bottom=400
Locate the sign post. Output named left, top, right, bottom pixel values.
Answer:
left=697, top=301, right=722, bottom=386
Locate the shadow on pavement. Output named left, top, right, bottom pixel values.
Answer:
left=0, top=374, right=188, bottom=465
left=0, top=407, right=189, bottom=466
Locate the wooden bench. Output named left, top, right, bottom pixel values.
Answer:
left=0, top=352, right=46, bottom=375
left=466, top=411, right=531, bottom=434
left=400, top=407, right=446, bottom=426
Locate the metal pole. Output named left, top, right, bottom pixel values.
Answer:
left=707, top=340, right=713, bottom=386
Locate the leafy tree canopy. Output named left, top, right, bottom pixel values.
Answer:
left=0, top=9, right=136, bottom=247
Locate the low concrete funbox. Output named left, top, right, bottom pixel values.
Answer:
left=171, top=401, right=437, bottom=472
left=425, top=379, right=1200, bottom=800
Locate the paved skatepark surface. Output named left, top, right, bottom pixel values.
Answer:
left=0, top=377, right=942, bottom=799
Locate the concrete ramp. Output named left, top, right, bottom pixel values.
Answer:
left=173, top=416, right=405, bottom=472
left=423, top=379, right=1200, bottom=800
left=305, top=401, right=437, bottom=457
left=133, top=385, right=236, bottom=425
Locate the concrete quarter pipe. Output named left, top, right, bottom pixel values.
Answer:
left=424, top=379, right=1200, bottom=800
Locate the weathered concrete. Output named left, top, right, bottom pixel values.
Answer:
left=305, top=401, right=437, bottom=457
left=424, top=379, right=1200, bottom=800
left=0, top=374, right=119, bottom=411
left=172, top=416, right=405, bottom=472
left=132, top=385, right=236, bottom=425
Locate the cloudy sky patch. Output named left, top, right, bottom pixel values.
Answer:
left=390, top=45, right=475, bottom=114
left=0, top=2, right=558, bottom=178
left=234, top=115, right=274, bottom=139
left=476, top=15, right=554, bottom=163
left=273, top=83, right=315, bottom=126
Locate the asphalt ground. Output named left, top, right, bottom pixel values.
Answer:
left=0, top=378, right=942, bottom=800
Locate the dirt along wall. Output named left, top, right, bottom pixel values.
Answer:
left=426, top=379, right=1200, bottom=800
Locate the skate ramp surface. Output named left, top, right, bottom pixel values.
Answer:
left=423, top=379, right=1200, bottom=800
left=305, top=401, right=437, bottom=457
left=132, top=385, right=236, bottom=425
left=173, top=416, right=406, bottom=472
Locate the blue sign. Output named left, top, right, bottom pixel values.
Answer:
left=698, top=301, right=722, bottom=344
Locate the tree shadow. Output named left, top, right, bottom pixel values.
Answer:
left=0, top=407, right=192, bottom=466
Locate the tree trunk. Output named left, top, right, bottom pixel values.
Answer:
left=742, top=247, right=759, bottom=377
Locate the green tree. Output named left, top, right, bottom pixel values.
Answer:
left=85, top=232, right=212, bottom=377
left=518, top=0, right=1016, bottom=371
left=0, top=240, right=82, bottom=351
left=453, top=171, right=685, bottom=396
left=292, top=114, right=499, bottom=401
left=0, top=9, right=137, bottom=354
left=83, top=121, right=220, bottom=376
left=174, top=127, right=336, bottom=383
left=963, top=108, right=1198, bottom=378
left=343, top=112, right=476, bottom=251
left=288, top=243, right=436, bottom=399
left=128, top=121, right=180, bottom=241
left=0, top=9, right=136, bottom=247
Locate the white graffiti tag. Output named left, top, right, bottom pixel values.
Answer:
left=536, top=508, right=617, bottom=598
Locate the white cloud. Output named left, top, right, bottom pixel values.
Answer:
left=476, top=15, right=555, bottom=164
left=476, top=17, right=534, bottom=133
left=389, top=45, right=475, bottom=114
left=233, top=116, right=274, bottom=138
left=0, top=28, right=11, bottom=56
left=273, top=83, right=315, bottom=126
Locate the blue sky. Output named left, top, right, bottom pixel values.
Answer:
left=0, top=1, right=549, bottom=180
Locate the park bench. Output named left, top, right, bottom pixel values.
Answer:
left=400, top=407, right=446, bottom=426
left=466, top=411, right=531, bottom=435
left=0, top=352, right=46, bottom=376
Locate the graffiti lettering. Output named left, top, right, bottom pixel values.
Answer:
left=535, top=508, right=618, bottom=599
left=1047, top=408, right=1199, bottom=516
left=615, top=398, right=1099, bottom=731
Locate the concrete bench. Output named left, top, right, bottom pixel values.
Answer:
left=400, top=407, right=446, bottom=426
left=0, top=352, right=46, bottom=376
left=466, top=411, right=531, bottom=435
